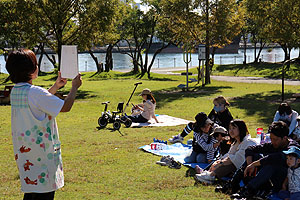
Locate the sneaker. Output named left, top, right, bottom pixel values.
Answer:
left=254, top=190, right=271, bottom=200
left=194, top=171, right=215, bottom=184
left=168, top=134, right=184, bottom=143
left=168, top=160, right=181, bottom=169
left=187, top=139, right=193, bottom=145
left=156, top=155, right=173, bottom=166
left=230, top=186, right=255, bottom=199
left=195, top=165, right=204, bottom=174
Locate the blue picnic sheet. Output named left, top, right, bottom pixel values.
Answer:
left=139, top=143, right=209, bottom=169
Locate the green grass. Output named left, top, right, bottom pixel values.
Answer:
left=184, top=62, right=300, bottom=80
left=1, top=70, right=300, bottom=199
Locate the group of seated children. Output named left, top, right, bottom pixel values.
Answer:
left=168, top=97, right=300, bottom=200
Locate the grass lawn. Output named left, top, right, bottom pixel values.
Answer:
left=1, top=70, right=300, bottom=199
left=186, top=61, right=300, bottom=80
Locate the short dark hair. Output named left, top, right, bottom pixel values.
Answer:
left=5, top=49, right=37, bottom=83
left=229, top=119, right=249, bottom=142
left=268, top=121, right=289, bottom=138
left=278, top=103, right=292, bottom=115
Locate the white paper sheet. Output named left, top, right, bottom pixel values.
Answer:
left=60, top=45, right=78, bottom=79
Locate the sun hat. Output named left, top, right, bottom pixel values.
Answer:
left=139, top=88, right=152, bottom=96
left=195, top=112, right=213, bottom=127
left=283, top=146, right=300, bottom=158
left=211, top=126, right=228, bottom=136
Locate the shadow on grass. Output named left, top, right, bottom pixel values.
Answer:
left=96, top=126, right=126, bottom=136
left=59, top=89, right=97, bottom=100
left=185, top=168, right=197, bottom=177
left=148, top=76, right=176, bottom=81
left=152, top=85, right=232, bottom=108
left=230, top=90, right=299, bottom=125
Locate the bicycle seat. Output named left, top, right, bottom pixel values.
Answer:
left=112, top=102, right=124, bottom=114
left=102, top=101, right=110, bottom=105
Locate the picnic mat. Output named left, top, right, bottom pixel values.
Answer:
left=139, top=142, right=209, bottom=169
left=131, top=114, right=191, bottom=127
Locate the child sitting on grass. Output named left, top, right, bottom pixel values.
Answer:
left=195, top=126, right=229, bottom=173
left=278, top=146, right=300, bottom=200
left=183, top=112, right=220, bottom=164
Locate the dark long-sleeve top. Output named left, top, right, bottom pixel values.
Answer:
left=208, top=108, right=233, bottom=131
left=245, top=139, right=300, bottom=167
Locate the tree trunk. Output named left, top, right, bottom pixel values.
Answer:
left=211, top=47, right=216, bottom=66
left=89, top=50, right=102, bottom=73
left=105, top=44, right=113, bottom=72
left=281, top=45, right=288, bottom=61
left=37, top=43, right=45, bottom=75
left=44, top=51, right=57, bottom=69
left=132, top=59, right=139, bottom=73
left=146, top=42, right=172, bottom=79
left=253, top=41, right=257, bottom=63
left=205, top=0, right=210, bottom=85
left=255, top=41, right=265, bottom=63
left=243, top=34, right=247, bottom=64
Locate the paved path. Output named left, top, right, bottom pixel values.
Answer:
left=116, top=67, right=300, bottom=86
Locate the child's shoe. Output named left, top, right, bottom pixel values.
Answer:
left=156, top=155, right=172, bottom=166
left=168, top=134, right=184, bottom=143
left=168, top=159, right=181, bottom=169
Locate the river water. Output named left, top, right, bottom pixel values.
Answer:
left=0, top=47, right=299, bottom=74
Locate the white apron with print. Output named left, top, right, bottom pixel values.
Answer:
left=10, top=84, right=64, bottom=193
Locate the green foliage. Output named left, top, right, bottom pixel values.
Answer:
left=210, top=0, right=245, bottom=49
left=0, top=0, right=39, bottom=50
left=77, top=0, right=122, bottom=50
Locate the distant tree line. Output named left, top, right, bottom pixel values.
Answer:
left=0, top=0, right=299, bottom=81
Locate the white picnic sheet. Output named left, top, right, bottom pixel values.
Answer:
left=131, top=114, right=191, bottom=127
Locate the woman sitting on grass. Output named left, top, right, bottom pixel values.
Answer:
left=208, top=95, right=233, bottom=131
left=273, top=102, right=298, bottom=136
left=128, top=88, right=159, bottom=123
left=194, top=119, right=257, bottom=184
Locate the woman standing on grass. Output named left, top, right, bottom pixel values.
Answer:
left=128, top=88, right=159, bottom=123
left=194, top=119, right=257, bottom=184
left=6, top=49, right=82, bottom=200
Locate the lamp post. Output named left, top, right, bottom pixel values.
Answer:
left=281, top=58, right=296, bottom=102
